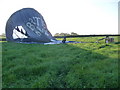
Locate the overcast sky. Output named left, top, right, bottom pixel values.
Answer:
left=0, top=0, right=119, bottom=35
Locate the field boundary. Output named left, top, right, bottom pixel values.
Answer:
left=54, top=34, right=120, bottom=38
left=0, top=34, right=120, bottom=41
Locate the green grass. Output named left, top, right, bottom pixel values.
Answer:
left=2, top=37, right=119, bottom=88
left=0, top=41, right=2, bottom=89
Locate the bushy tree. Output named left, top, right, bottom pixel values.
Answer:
left=54, top=32, right=78, bottom=36
left=71, top=32, right=78, bottom=36
left=54, top=33, right=60, bottom=36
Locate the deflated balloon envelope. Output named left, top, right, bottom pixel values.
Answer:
left=6, top=8, right=56, bottom=43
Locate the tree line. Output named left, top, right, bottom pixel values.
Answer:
left=0, top=32, right=79, bottom=37
left=54, top=32, right=79, bottom=36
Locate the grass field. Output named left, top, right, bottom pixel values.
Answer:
left=1, top=36, right=119, bottom=88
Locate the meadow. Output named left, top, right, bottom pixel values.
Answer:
left=1, top=36, right=119, bottom=88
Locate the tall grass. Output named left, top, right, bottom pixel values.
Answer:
left=2, top=37, right=119, bottom=88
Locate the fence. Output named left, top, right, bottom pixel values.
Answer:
left=54, top=34, right=120, bottom=38
left=0, top=34, right=120, bottom=41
